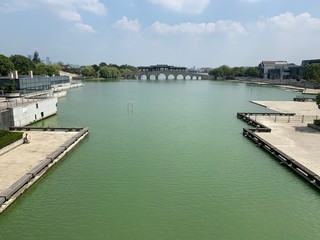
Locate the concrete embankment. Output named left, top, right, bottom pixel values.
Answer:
left=0, top=127, right=89, bottom=213
left=237, top=101, right=320, bottom=189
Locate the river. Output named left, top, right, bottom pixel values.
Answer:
left=0, top=80, right=319, bottom=240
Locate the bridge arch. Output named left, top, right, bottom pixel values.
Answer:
left=158, top=73, right=167, bottom=80
left=167, top=74, right=175, bottom=80
left=176, top=74, right=184, bottom=80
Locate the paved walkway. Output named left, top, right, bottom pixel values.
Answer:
left=0, top=131, right=78, bottom=193
left=251, top=101, right=320, bottom=175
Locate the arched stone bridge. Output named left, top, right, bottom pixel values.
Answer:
left=122, top=70, right=211, bottom=80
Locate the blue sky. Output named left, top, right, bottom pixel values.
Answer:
left=1, top=0, right=320, bottom=68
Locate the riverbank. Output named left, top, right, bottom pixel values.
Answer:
left=0, top=127, right=88, bottom=213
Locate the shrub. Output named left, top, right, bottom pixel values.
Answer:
left=314, top=119, right=320, bottom=126
left=0, top=130, right=23, bottom=149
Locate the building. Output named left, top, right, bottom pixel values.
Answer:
left=258, top=61, right=302, bottom=80
left=0, top=71, right=70, bottom=129
left=301, top=59, right=320, bottom=67
left=137, top=64, right=187, bottom=72
left=0, top=71, right=69, bottom=95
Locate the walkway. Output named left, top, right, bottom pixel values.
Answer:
left=250, top=101, right=320, bottom=175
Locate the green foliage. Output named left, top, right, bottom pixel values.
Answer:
left=209, top=65, right=259, bottom=79
left=0, top=54, right=14, bottom=76
left=80, top=66, right=96, bottom=77
left=244, top=67, right=259, bottom=78
left=10, top=54, right=35, bottom=75
left=99, top=66, right=121, bottom=79
left=0, top=130, right=23, bottom=149
left=34, top=63, right=59, bottom=76
left=304, top=63, right=320, bottom=83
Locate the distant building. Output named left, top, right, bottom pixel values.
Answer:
left=0, top=71, right=70, bottom=129
left=45, top=57, right=52, bottom=65
left=0, top=71, right=69, bottom=94
left=258, top=61, right=302, bottom=80
left=301, top=59, right=320, bottom=67
left=138, top=64, right=187, bottom=72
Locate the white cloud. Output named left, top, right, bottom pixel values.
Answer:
left=148, top=0, right=210, bottom=15
left=58, top=10, right=82, bottom=21
left=74, top=22, right=96, bottom=33
left=113, top=16, right=141, bottom=33
left=268, top=12, right=320, bottom=30
left=150, top=20, right=246, bottom=36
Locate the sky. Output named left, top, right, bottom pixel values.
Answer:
left=1, top=0, right=320, bottom=68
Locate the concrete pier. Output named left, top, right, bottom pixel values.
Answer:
left=0, top=127, right=88, bottom=213
left=238, top=101, right=320, bottom=189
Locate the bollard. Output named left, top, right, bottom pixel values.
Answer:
left=301, top=115, right=304, bottom=123
left=288, top=115, right=291, bottom=123
left=274, top=115, right=277, bottom=122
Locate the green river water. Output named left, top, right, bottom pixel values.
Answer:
left=0, top=80, right=319, bottom=240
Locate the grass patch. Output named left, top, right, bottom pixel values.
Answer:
left=0, top=130, right=23, bottom=149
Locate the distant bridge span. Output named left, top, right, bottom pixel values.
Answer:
left=122, top=70, right=211, bottom=80
left=122, top=64, right=212, bottom=80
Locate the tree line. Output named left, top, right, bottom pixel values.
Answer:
left=0, top=52, right=137, bottom=80
left=0, top=53, right=60, bottom=77
left=208, top=65, right=259, bottom=79
left=77, top=62, right=136, bottom=79
left=209, top=63, right=320, bottom=83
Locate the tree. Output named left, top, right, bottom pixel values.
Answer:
left=80, top=65, right=96, bottom=77
left=244, top=67, right=259, bottom=78
left=304, top=63, right=320, bottom=83
left=0, top=54, right=14, bottom=76
left=99, top=66, right=120, bottom=79
left=32, top=51, right=41, bottom=63
left=34, top=63, right=47, bottom=75
left=45, top=65, right=59, bottom=76
left=209, top=65, right=233, bottom=79
left=10, top=54, right=35, bottom=75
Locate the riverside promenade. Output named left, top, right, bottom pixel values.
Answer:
left=241, top=101, right=320, bottom=187
left=0, top=128, right=88, bottom=213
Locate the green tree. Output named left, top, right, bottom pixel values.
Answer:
left=304, top=63, right=320, bottom=83
left=34, top=63, right=59, bottom=76
left=80, top=65, right=96, bottom=77
left=233, top=67, right=245, bottom=77
left=209, top=65, right=233, bottom=79
left=34, top=63, right=47, bottom=75
left=92, top=64, right=99, bottom=72
left=45, top=65, right=59, bottom=76
left=244, top=67, right=259, bottom=78
left=99, top=66, right=120, bottom=79
left=0, top=54, right=14, bottom=76
left=10, top=54, right=35, bottom=75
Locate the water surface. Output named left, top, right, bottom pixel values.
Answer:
left=0, top=80, right=319, bottom=240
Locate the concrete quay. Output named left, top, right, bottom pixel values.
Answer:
left=0, top=128, right=88, bottom=213
left=239, top=101, right=320, bottom=189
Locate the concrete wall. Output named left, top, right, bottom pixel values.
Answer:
left=11, top=97, right=58, bottom=127
left=0, top=109, right=14, bottom=130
